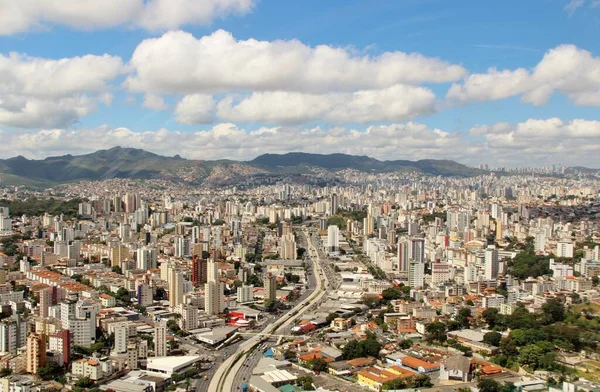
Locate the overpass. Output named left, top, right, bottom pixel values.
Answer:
left=209, top=229, right=329, bottom=392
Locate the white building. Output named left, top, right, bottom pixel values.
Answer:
left=556, top=241, right=574, bottom=258
left=237, top=284, right=254, bottom=303
left=327, top=225, right=340, bottom=254
left=408, top=261, right=425, bottom=288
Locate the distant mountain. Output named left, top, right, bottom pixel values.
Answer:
left=251, top=152, right=484, bottom=176
left=0, top=147, right=485, bottom=188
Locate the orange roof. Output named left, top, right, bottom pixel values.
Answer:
left=100, top=294, right=113, bottom=299
left=401, top=356, right=440, bottom=370
left=347, top=357, right=375, bottom=367
left=481, top=365, right=502, bottom=375
left=298, top=352, right=334, bottom=363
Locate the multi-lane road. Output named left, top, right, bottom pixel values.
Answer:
left=209, top=228, right=330, bottom=392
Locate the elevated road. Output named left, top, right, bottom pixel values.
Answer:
left=209, top=229, right=329, bottom=391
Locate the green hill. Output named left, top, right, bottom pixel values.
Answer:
left=0, top=148, right=486, bottom=188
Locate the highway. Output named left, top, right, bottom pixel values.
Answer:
left=209, top=228, right=330, bottom=392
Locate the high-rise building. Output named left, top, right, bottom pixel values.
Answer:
left=137, top=283, right=153, bottom=306
left=495, top=220, right=503, bottom=240
left=397, top=238, right=425, bottom=272
left=556, top=241, right=574, bottom=258
left=205, top=260, right=224, bottom=315
left=331, top=193, right=339, bottom=215
left=192, top=256, right=208, bottom=287
left=264, top=273, right=277, bottom=302
left=110, top=244, right=130, bottom=267
left=280, top=233, right=297, bottom=260
left=237, top=284, right=254, bottom=303
left=127, top=343, right=138, bottom=370
left=114, top=322, right=129, bottom=354
left=174, top=237, right=191, bottom=258
left=48, top=329, right=70, bottom=366
left=179, top=304, right=199, bottom=331
left=168, top=267, right=184, bottom=308
left=408, top=261, right=425, bottom=288
left=0, top=316, right=26, bottom=354
left=484, top=245, right=499, bottom=280
left=26, top=333, right=47, bottom=375
left=154, top=321, right=167, bottom=357
left=327, top=225, right=340, bottom=253
left=363, top=215, right=374, bottom=236
left=39, top=287, right=51, bottom=319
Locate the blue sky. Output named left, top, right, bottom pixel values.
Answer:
left=0, top=0, right=599, bottom=166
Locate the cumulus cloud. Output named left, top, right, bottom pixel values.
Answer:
left=469, top=118, right=600, bottom=166
left=0, top=96, right=97, bottom=128
left=1, top=118, right=598, bottom=167
left=0, top=53, right=124, bottom=97
left=142, top=94, right=169, bottom=111
left=0, top=52, right=123, bottom=128
left=126, top=30, right=466, bottom=94
left=211, top=85, right=436, bottom=124
left=175, top=94, right=216, bottom=124
left=0, top=0, right=255, bottom=35
left=447, top=45, right=600, bottom=106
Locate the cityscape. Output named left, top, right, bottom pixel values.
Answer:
left=1, top=1, right=600, bottom=392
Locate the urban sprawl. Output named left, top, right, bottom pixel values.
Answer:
left=0, top=170, right=599, bottom=392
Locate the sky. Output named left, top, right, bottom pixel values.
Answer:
left=0, top=0, right=599, bottom=167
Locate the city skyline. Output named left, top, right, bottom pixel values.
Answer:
left=0, top=0, right=599, bottom=166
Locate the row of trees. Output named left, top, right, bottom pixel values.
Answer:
left=0, top=197, right=82, bottom=218
left=342, top=332, right=381, bottom=360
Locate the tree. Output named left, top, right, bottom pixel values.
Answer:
left=284, top=349, right=296, bottom=360
left=398, top=339, right=412, bottom=349
left=37, top=362, right=61, bottom=380
left=246, top=274, right=262, bottom=287
left=519, top=344, right=546, bottom=370
left=542, top=298, right=565, bottom=323
left=296, top=376, right=314, bottom=390
left=381, top=287, right=404, bottom=302
left=297, top=248, right=306, bottom=258
left=342, top=333, right=381, bottom=360
left=308, top=357, right=328, bottom=372
left=455, top=307, right=472, bottom=328
left=483, top=331, right=502, bottom=347
left=154, top=287, right=167, bottom=300
left=326, top=313, right=338, bottom=324
left=425, top=322, right=447, bottom=343
left=111, top=266, right=123, bottom=275
left=232, top=280, right=243, bottom=288
left=482, top=308, right=503, bottom=329
left=478, top=378, right=501, bottom=392
left=383, top=378, right=407, bottom=390
left=115, top=287, right=130, bottom=303
left=0, top=367, right=12, bottom=377
left=75, top=377, right=94, bottom=388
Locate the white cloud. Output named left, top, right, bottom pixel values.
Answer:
left=565, top=0, right=586, bottom=14
left=0, top=0, right=255, bottom=35
left=0, top=52, right=123, bottom=128
left=0, top=96, right=96, bottom=128
left=212, top=85, right=436, bottom=124
left=142, top=94, right=169, bottom=111
left=175, top=94, right=216, bottom=124
left=126, top=30, right=466, bottom=94
left=2, top=118, right=598, bottom=167
left=447, top=45, right=600, bottom=106
left=0, top=53, right=124, bottom=98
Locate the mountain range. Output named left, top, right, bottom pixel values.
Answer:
left=0, top=147, right=485, bottom=188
